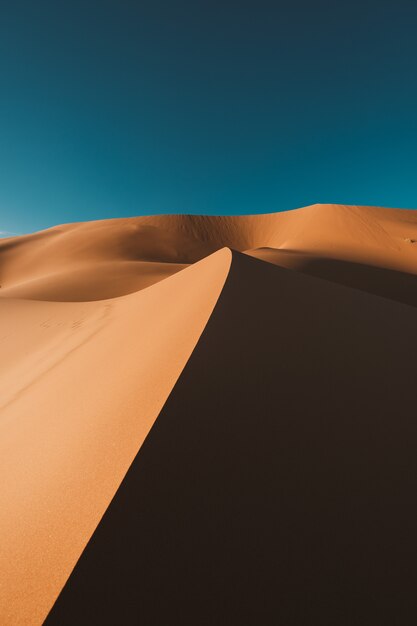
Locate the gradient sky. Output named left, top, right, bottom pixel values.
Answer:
left=1, top=0, right=417, bottom=234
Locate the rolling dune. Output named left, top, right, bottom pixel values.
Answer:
left=1, top=204, right=417, bottom=624
left=0, top=249, right=231, bottom=625
left=45, top=250, right=417, bottom=626
left=3, top=204, right=417, bottom=301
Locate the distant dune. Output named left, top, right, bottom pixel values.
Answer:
left=1, top=204, right=417, bottom=625
left=2, top=204, right=417, bottom=303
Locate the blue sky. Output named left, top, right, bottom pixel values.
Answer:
left=1, top=0, right=417, bottom=234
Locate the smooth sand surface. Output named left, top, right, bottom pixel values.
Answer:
left=245, top=247, right=417, bottom=306
left=0, top=249, right=231, bottom=625
left=3, top=204, right=417, bottom=301
left=45, top=251, right=417, bottom=626
left=2, top=204, right=417, bottom=624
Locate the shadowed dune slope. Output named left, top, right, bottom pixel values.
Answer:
left=246, top=247, right=417, bottom=307
left=46, top=251, right=417, bottom=626
left=2, top=204, right=417, bottom=300
left=0, top=249, right=231, bottom=626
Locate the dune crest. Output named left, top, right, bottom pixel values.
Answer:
left=2, top=204, right=417, bottom=624
left=0, top=248, right=231, bottom=626
left=45, top=250, right=417, bottom=626
left=2, top=204, right=417, bottom=301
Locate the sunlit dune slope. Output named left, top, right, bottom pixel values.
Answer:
left=2, top=204, right=417, bottom=625
left=0, top=249, right=231, bottom=626
left=247, top=203, right=417, bottom=271
left=46, top=251, right=417, bottom=626
left=0, top=218, right=215, bottom=300
left=246, top=204, right=417, bottom=305
left=2, top=204, right=417, bottom=301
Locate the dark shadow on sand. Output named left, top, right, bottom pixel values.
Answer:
left=46, top=252, right=417, bottom=626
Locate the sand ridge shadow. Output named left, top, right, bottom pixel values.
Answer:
left=45, top=251, right=417, bottom=625
left=247, top=247, right=417, bottom=308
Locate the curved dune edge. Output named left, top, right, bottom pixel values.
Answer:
left=0, top=248, right=231, bottom=626
left=2, top=204, right=417, bottom=623
left=3, top=204, right=417, bottom=302
left=45, top=250, right=417, bottom=626
left=245, top=247, right=417, bottom=308
left=0, top=260, right=188, bottom=302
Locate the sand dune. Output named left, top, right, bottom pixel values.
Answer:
left=3, top=204, right=417, bottom=300
left=245, top=247, right=417, bottom=307
left=2, top=204, right=417, bottom=624
left=0, top=260, right=188, bottom=301
left=0, top=219, right=211, bottom=301
left=0, top=249, right=231, bottom=625
left=45, top=250, right=417, bottom=626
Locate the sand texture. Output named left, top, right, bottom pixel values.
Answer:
left=1, top=204, right=417, bottom=624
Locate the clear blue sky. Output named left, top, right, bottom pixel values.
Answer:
left=1, top=0, right=417, bottom=234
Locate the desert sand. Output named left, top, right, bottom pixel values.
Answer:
left=1, top=204, right=417, bottom=624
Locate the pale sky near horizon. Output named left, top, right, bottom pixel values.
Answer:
left=1, top=0, right=417, bottom=234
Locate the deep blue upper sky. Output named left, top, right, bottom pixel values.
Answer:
left=1, top=0, right=417, bottom=234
